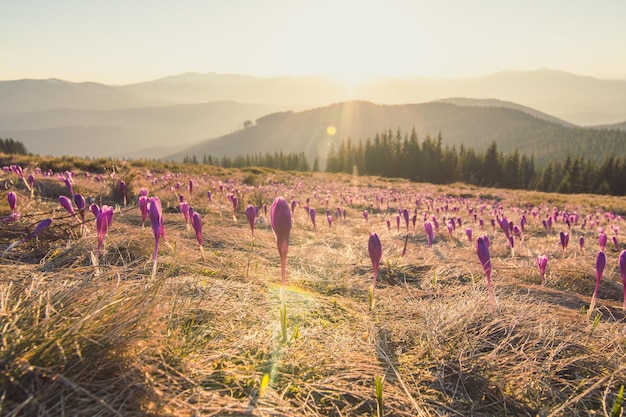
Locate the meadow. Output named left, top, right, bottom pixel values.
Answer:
left=1, top=158, right=625, bottom=416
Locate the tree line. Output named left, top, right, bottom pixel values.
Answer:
left=0, top=138, right=28, bottom=155
left=183, top=151, right=314, bottom=172
left=325, top=128, right=626, bottom=196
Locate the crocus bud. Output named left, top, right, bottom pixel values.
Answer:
left=310, top=208, right=317, bottom=232
left=245, top=205, right=256, bottom=237
left=477, top=236, right=493, bottom=301
left=619, top=250, right=626, bottom=312
left=59, top=195, right=75, bottom=216
left=271, top=197, right=292, bottom=286
left=149, top=197, right=163, bottom=241
left=424, top=221, right=435, bottom=247
left=7, top=192, right=17, bottom=213
left=599, top=232, right=607, bottom=252
left=74, top=194, right=86, bottom=212
left=368, top=232, right=382, bottom=300
left=590, top=250, right=607, bottom=314
left=537, top=255, right=548, bottom=286
left=191, top=211, right=202, bottom=246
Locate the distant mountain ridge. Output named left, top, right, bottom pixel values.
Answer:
left=165, top=100, right=626, bottom=168
left=1, top=69, right=626, bottom=159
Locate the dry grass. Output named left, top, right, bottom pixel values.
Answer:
left=1, top=163, right=625, bottom=416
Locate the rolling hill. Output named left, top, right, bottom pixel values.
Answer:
left=166, top=100, right=626, bottom=167
left=0, top=101, right=292, bottom=157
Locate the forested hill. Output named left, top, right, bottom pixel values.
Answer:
left=167, top=100, right=626, bottom=167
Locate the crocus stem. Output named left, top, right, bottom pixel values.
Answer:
left=151, top=242, right=158, bottom=280
left=487, top=275, right=493, bottom=305
left=588, top=294, right=597, bottom=316
left=199, top=245, right=205, bottom=261
left=280, top=257, right=286, bottom=294
left=280, top=300, right=287, bottom=344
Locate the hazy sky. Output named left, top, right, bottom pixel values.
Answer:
left=2, top=0, right=626, bottom=84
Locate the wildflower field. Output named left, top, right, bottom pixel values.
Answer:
left=1, top=158, right=625, bottom=416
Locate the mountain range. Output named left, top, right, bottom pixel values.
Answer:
left=1, top=69, right=625, bottom=163
left=166, top=100, right=626, bottom=168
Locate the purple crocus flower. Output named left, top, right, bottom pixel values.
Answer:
left=326, top=214, right=332, bottom=228
left=64, top=178, right=74, bottom=198
left=179, top=201, right=190, bottom=227
left=90, top=203, right=100, bottom=217
left=477, top=236, right=493, bottom=303
left=96, top=205, right=113, bottom=258
left=402, top=209, right=410, bottom=232
left=232, top=196, right=238, bottom=219
left=7, top=191, right=17, bottom=215
left=537, top=255, right=548, bottom=286
left=119, top=180, right=127, bottom=206
left=559, top=231, right=569, bottom=253
left=191, top=210, right=205, bottom=260
left=138, top=196, right=149, bottom=226
left=139, top=188, right=149, bottom=197
left=465, top=227, right=473, bottom=243
left=149, top=196, right=164, bottom=279
left=589, top=251, right=607, bottom=314
left=363, top=210, right=369, bottom=223
left=612, top=235, right=619, bottom=251
left=579, top=236, right=585, bottom=252
left=396, top=215, right=401, bottom=233
left=599, top=232, right=607, bottom=252
left=310, top=207, right=317, bottom=234
left=368, top=232, right=382, bottom=309
left=27, top=174, right=35, bottom=192
left=618, top=250, right=626, bottom=312
left=424, top=221, right=435, bottom=247
left=59, top=195, right=76, bottom=220
left=245, top=205, right=256, bottom=238
left=271, top=197, right=292, bottom=288
left=74, top=194, right=86, bottom=212
left=386, top=219, right=391, bottom=232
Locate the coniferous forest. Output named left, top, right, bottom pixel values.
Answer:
left=324, top=129, right=626, bottom=196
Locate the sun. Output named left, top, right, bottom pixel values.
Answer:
left=326, top=126, right=337, bottom=136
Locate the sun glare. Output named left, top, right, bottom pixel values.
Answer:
left=326, top=126, right=337, bottom=136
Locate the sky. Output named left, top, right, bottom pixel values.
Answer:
left=2, top=0, right=626, bottom=84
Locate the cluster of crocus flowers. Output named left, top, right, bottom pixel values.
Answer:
left=271, top=197, right=292, bottom=343
left=368, top=232, right=382, bottom=309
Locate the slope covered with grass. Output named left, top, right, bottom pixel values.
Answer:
left=1, top=159, right=625, bottom=416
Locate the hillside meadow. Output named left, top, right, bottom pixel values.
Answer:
left=0, top=157, right=625, bottom=416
